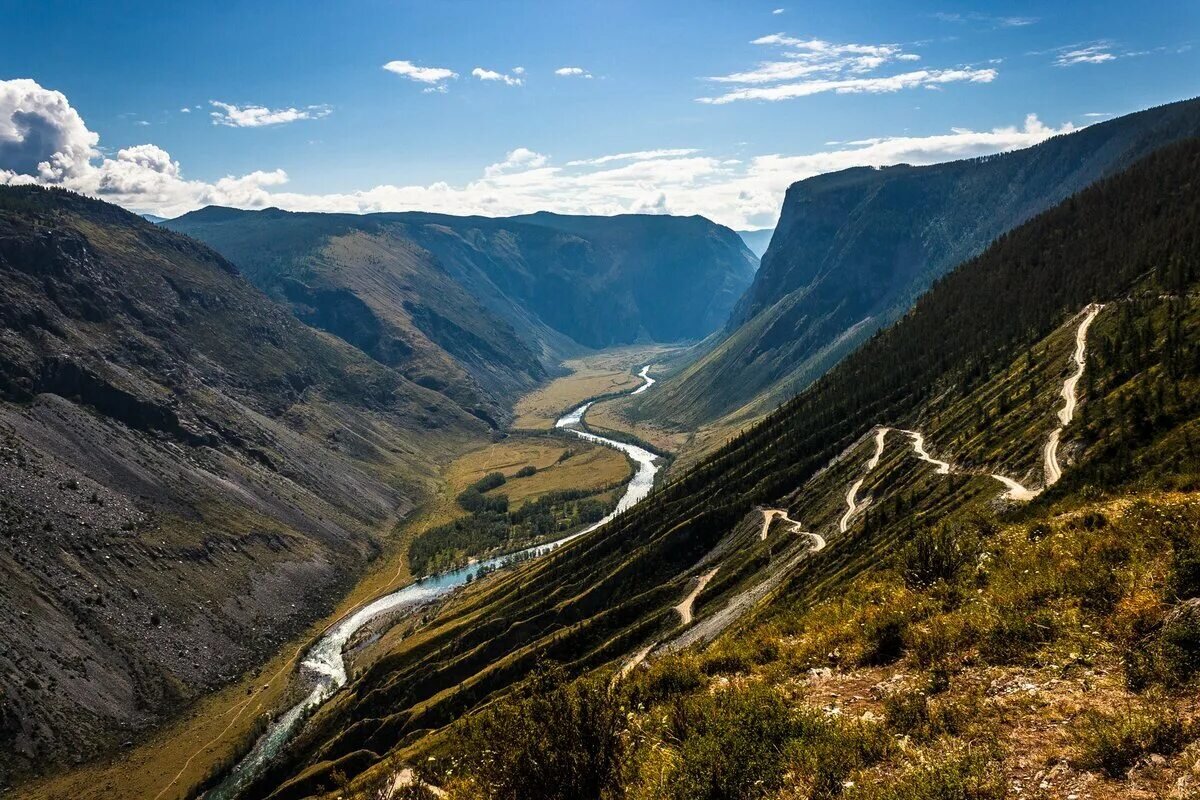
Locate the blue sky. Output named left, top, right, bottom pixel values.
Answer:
left=0, top=0, right=1196, bottom=227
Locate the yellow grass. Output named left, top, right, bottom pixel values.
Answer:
left=513, top=344, right=680, bottom=430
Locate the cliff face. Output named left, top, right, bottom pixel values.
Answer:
left=637, top=96, right=1200, bottom=429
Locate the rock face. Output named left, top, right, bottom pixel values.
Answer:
left=166, top=208, right=758, bottom=421
left=0, top=186, right=485, bottom=784
left=638, top=96, right=1200, bottom=429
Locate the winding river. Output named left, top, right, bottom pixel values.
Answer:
left=203, top=366, right=660, bottom=799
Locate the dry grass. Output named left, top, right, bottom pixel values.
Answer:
left=513, top=345, right=679, bottom=430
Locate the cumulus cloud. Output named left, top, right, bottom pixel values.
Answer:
left=772, top=7, right=785, bottom=14
left=699, top=33, right=991, bottom=104
left=555, top=66, right=592, bottom=78
left=0, top=78, right=99, bottom=181
left=472, top=67, right=524, bottom=86
left=383, top=59, right=458, bottom=88
left=1, top=79, right=1081, bottom=229
left=209, top=101, right=331, bottom=127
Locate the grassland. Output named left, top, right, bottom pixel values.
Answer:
left=512, top=345, right=681, bottom=430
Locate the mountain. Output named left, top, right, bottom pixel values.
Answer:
left=735, top=227, right=773, bottom=259
left=218, top=132, right=1200, bottom=799
left=140, top=214, right=168, bottom=224
left=637, top=97, right=1200, bottom=431
left=0, top=187, right=487, bottom=784
left=165, top=208, right=758, bottom=421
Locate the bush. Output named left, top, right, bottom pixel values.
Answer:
left=455, top=664, right=627, bottom=800
left=860, top=610, right=908, bottom=666
left=1074, top=707, right=1188, bottom=777
left=903, top=527, right=978, bottom=589
left=515, top=465, right=538, bottom=478
left=854, top=749, right=1004, bottom=800
left=980, top=606, right=1058, bottom=664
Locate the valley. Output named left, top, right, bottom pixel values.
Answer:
left=1, top=28, right=1199, bottom=799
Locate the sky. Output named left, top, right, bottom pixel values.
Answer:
left=0, top=0, right=1196, bottom=229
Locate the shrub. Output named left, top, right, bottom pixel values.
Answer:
left=854, top=749, right=1004, bottom=800
left=860, top=610, right=908, bottom=666
left=980, top=606, right=1058, bottom=664
left=514, top=465, right=538, bottom=478
left=1074, top=706, right=1188, bottom=777
left=455, top=664, right=627, bottom=800
left=903, top=527, right=978, bottom=589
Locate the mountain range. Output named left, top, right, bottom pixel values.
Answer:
left=165, top=208, right=757, bottom=425
left=5, top=96, right=1200, bottom=800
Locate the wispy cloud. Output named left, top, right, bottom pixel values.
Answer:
left=566, top=148, right=700, bottom=166
left=1053, top=43, right=1118, bottom=66
left=772, top=7, right=785, bottom=13
left=933, top=12, right=1038, bottom=27
left=555, top=66, right=593, bottom=78
left=472, top=67, right=524, bottom=86
left=697, top=33, right=994, bottom=104
left=209, top=101, right=332, bottom=128
left=383, top=59, right=458, bottom=88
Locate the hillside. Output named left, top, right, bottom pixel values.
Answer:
left=166, top=209, right=757, bottom=421
left=0, top=187, right=487, bottom=787
left=212, top=136, right=1200, bottom=798
left=636, top=96, right=1200, bottom=431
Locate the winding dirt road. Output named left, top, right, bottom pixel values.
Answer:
left=1044, top=303, right=1103, bottom=486
left=840, top=428, right=889, bottom=532
left=674, top=567, right=720, bottom=625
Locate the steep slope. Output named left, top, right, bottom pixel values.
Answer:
left=223, top=135, right=1200, bottom=800
left=163, top=207, right=547, bottom=426
left=0, top=187, right=486, bottom=786
left=639, top=96, right=1200, bottom=429
left=166, top=209, right=757, bottom=420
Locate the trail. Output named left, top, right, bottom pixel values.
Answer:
left=840, top=428, right=888, bottom=532
left=1044, top=304, right=1103, bottom=487
left=899, top=429, right=951, bottom=474
left=674, top=568, right=720, bottom=625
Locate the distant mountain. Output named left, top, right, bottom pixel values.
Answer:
left=638, top=97, right=1200, bottom=430
left=735, top=228, right=773, bottom=259
left=0, top=186, right=485, bottom=780
left=140, top=213, right=168, bottom=224
left=239, top=132, right=1200, bottom=800
left=166, top=209, right=757, bottom=420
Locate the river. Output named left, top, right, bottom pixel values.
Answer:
left=203, top=366, right=660, bottom=799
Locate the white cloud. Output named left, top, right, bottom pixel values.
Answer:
left=472, top=67, right=524, bottom=86
left=383, top=60, right=458, bottom=86
left=1054, top=44, right=1117, bottom=66
left=555, top=66, right=592, bottom=78
left=1, top=79, right=1081, bottom=230
left=209, top=101, right=331, bottom=127
left=772, top=7, right=784, bottom=13
left=699, top=68, right=996, bottom=104
left=512, top=66, right=526, bottom=75
left=179, top=107, right=191, bottom=113
left=483, top=147, right=548, bottom=176
left=699, top=34, right=983, bottom=104
left=933, top=12, right=1038, bottom=27
left=566, top=148, right=700, bottom=166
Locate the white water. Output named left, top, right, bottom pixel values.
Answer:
left=204, top=367, right=659, bottom=799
